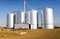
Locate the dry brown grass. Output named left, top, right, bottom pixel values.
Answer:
left=0, top=28, right=60, bottom=39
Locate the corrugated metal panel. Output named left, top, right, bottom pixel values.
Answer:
left=15, top=23, right=29, bottom=29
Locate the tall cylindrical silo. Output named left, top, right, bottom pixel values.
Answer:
left=28, top=11, right=31, bottom=24
left=17, top=12, right=21, bottom=24
left=28, top=11, right=31, bottom=29
left=21, top=11, right=25, bottom=23
left=7, top=13, right=14, bottom=29
left=41, top=9, right=45, bottom=29
left=41, top=7, right=54, bottom=29
left=28, top=9, right=38, bottom=29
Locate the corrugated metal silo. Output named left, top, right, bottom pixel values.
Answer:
left=41, top=7, right=54, bottom=29
left=17, top=12, right=21, bottom=24
left=41, top=9, right=45, bottom=28
left=28, top=11, right=31, bottom=24
left=28, top=9, right=38, bottom=29
left=7, top=13, right=14, bottom=29
left=21, top=11, right=25, bottom=23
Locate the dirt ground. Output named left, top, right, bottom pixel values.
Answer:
left=0, top=29, right=60, bottom=39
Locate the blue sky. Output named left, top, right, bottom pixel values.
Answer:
left=0, top=0, right=60, bottom=27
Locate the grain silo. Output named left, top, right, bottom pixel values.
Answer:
left=21, top=11, right=25, bottom=23
left=41, top=9, right=45, bottom=29
left=17, top=12, right=21, bottom=24
left=28, top=10, right=31, bottom=24
left=41, top=7, right=54, bottom=29
left=7, top=13, right=14, bottom=29
left=28, top=9, right=38, bottom=29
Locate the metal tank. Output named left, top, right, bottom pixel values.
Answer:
left=28, top=9, right=38, bottom=29
left=17, top=12, right=21, bottom=24
left=41, top=7, right=54, bottom=29
left=41, top=9, right=45, bottom=29
left=21, top=11, right=25, bottom=23
left=7, top=13, right=14, bottom=29
left=28, top=10, right=31, bottom=24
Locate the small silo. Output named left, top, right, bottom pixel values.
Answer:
left=21, top=11, right=25, bottom=23
left=28, top=9, right=38, bottom=29
left=41, top=7, right=54, bottom=29
left=7, top=13, right=14, bottom=29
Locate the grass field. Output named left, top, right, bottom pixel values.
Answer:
left=0, top=28, right=60, bottom=39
